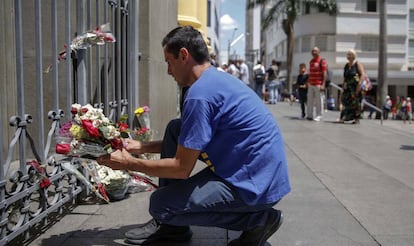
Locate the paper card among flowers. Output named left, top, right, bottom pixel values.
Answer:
left=55, top=103, right=129, bottom=159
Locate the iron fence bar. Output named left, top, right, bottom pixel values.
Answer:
left=109, top=0, right=117, bottom=122
left=65, top=0, right=73, bottom=120
left=127, top=0, right=139, bottom=128
left=14, top=0, right=28, bottom=175
left=76, top=0, right=87, bottom=105
left=87, top=0, right=93, bottom=103
left=96, top=0, right=102, bottom=107
left=121, top=1, right=127, bottom=101
left=116, top=0, right=122, bottom=120
left=51, top=0, right=59, bottom=112
left=121, top=1, right=128, bottom=118
left=103, top=1, right=110, bottom=116
left=35, top=0, right=45, bottom=163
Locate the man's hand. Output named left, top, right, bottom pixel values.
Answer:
left=320, top=85, right=325, bottom=91
left=123, top=138, right=143, bottom=154
left=97, top=149, right=133, bottom=170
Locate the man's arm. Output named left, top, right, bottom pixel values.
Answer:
left=97, top=144, right=200, bottom=179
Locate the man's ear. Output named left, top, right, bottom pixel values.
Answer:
left=179, top=48, right=189, bottom=61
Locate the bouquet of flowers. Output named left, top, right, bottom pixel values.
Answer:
left=132, top=106, right=152, bottom=142
left=55, top=103, right=128, bottom=158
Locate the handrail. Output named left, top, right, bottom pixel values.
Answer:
left=329, top=82, right=383, bottom=125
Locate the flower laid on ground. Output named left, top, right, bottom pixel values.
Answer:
left=27, top=160, right=51, bottom=189
left=55, top=103, right=129, bottom=158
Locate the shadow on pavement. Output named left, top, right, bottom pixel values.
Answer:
left=400, top=145, right=414, bottom=151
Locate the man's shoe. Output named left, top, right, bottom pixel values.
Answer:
left=314, top=116, right=322, bottom=122
left=125, top=218, right=192, bottom=245
left=228, top=209, right=283, bottom=246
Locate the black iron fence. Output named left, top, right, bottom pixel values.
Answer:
left=0, top=0, right=139, bottom=244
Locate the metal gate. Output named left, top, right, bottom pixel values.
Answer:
left=0, top=0, right=139, bottom=244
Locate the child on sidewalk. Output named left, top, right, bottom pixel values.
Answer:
left=295, top=63, right=308, bottom=118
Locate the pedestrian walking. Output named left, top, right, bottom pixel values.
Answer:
left=338, top=49, right=365, bottom=124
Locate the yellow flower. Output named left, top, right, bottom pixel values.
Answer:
left=134, top=107, right=144, bottom=116
left=70, top=124, right=86, bottom=139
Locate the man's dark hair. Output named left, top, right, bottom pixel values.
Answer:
left=162, top=26, right=210, bottom=64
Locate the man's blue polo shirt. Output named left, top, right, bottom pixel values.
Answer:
left=179, top=67, right=290, bottom=205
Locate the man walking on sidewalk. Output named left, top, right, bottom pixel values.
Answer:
left=98, top=26, right=290, bottom=246
left=306, top=47, right=327, bottom=121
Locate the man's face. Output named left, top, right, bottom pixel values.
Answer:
left=164, top=47, right=187, bottom=86
left=311, top=48, right=319, bottom=58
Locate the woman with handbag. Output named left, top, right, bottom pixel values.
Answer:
left=339, top=49, right=366, bottom=124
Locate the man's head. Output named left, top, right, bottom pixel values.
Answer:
left=162, top=26, right=210, bottom=86
left=162, top=26, right=210, bottom=64
left=311, top=47, right=320, bottom=58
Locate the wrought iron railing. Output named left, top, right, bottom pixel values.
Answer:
left=0, top=0, right=139, bottom=244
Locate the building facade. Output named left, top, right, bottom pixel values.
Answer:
left=258, top=0, right=414, bottom=99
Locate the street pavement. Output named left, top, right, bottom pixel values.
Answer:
left=27, top=102, right=414, bottom=246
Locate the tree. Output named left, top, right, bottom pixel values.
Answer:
left=247, top=0, right=336, bottom=93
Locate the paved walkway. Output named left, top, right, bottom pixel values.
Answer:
left=28, top=102, right=414, bottom=246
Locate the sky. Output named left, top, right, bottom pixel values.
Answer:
left=219, top=0, right=246, bottom=60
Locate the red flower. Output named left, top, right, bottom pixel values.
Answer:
left=81, top=108, right=88, bottom=114
left=71, top=107, right=78, bottom=115
left=81, top=119, right=101, bottom=138
left=97, top=183, right=110, bottom=203
left=110, top=138, right=123, bottom=150
left=40, top=178, right=51, bottom=189
left=56, top=143, right=71, bottom=154
left=118, top=122, right=129, bottom=132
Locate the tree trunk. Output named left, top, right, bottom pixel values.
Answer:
left=377, top=0, right=387, bottom=117
left=282, top=18, right=295, bottom=94
left=286, top=21, right=294, bottom=94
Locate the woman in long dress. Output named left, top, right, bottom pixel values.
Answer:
left=339, top=49, right=366, bottom=123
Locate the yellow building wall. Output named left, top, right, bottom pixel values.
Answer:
left=177, top=0, right=211, bottom=52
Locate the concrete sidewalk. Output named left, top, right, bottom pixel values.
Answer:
left=28, top=102, right=414, bottom=246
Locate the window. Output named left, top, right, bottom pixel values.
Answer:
left=301, top=36, right=311, bottom=53
left=410, top=10, right=414, bottom=29
left=361, top=36, right=378, bottom=52
left=294, top=38, right=300, bottom=53
left=409, top=40, right=414, bottom=57
left=315, top=36, right=327, bottom=51
left=367, top=0, right=377, bottom=12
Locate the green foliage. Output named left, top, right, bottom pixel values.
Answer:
left=247, top=0, right=337, bottom=29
